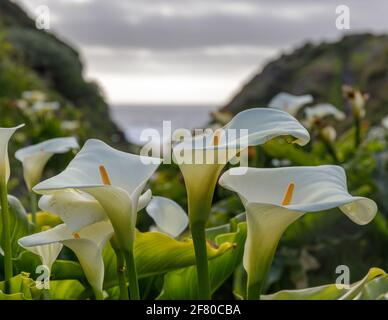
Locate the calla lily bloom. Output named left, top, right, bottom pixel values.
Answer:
left=172, top=108, right=310, bottom=299
left=342, top=85, right=369, bottom=119
left=304, top=103, right=345, bottom=128
left=33, top=139, right=161, bottom=252
left=342, top=85, right=369, bottom=147
left=15, top=137, right=79, bottom=191
left=219, top=165, right=377, bottom=300
left=269, top=92, right=313, bottom=116
left=146, top=196, right=189, bottom=238
left=0, top=124, right=25, bottom=184
left=320, top=126, right=337, bottom=143
left=0, top=124, right=25, bottom=281
left=38, top=189, right=153, bottom=233
left=19, top=221, right=114, bottom=299
left=33, top=139, right=161, bottom=299
left=18, top=242, right=63, bottom=280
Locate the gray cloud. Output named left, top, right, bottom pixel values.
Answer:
left=15, top=0, right=388, bottom=104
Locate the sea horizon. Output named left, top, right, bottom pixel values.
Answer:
left=110, top=104, right=219, bottom=145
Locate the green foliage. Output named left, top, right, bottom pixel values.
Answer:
left=263, top=268, right=387, bottom=300
left=158, top=222, right=247, bottom=299
left=103, top=230, right=234, bottom=289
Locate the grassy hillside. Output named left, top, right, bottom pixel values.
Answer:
left=222, top=34, right=388, bottom=128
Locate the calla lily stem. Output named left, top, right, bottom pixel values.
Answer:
left=30, top=191, right=38, bottom=225
left=112, top=246, right=129, bottom=300
left=191, top=222, right=211, bottom=299
left=354, top=114, right=361, bottom=148
left=0, top=182, right=13, bottom=282
left=94, top=289, right=104, bottom=300
left=123, top=249, right=140, bottom=300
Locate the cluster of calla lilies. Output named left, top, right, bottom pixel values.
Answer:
left=0, top=94, right=379, bottom=300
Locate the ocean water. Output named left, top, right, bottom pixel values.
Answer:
left=110, top=105, right=218, bottom=145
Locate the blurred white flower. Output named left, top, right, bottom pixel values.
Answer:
left=304, top=103, right=345, bottom=128
left=320, top=126, right=337, bottom=143
left=269, top=92, right=313, bottom=116
left=15, top=137, right=79, bottom=191
left=61, top=120, right=80, bottom=131
left=22, top=91, right=46, bottom=102
left=382, top=115, right=388, bottom=130
left=32, top=101, right=60, bottom=113
left=342, top=85, right=369, bottom=119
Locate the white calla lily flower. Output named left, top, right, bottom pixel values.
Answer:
left=0, top=124, right=25, bottom=184
left=269, top=92, right=313, bottom=116
left=38, top=188, right=153, bottom=233
left=15, top=137, right=79, bottom=191
left=18, top=242, right=63, bottom=275
left=19, top=221, right=114, bottom=298
left=173, top=108, right=310, bottom=225
left=146, top=196, right=189, bottom=238
left=172, top=108, right=310, bottom=299
left=219, top=165, right=377, bottom=299
left=33, top=139, right=161, bottom=252
left=304, top=103, right=345, bottom=127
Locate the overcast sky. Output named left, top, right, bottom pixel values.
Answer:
left=14, top=0, right=388, bottom=106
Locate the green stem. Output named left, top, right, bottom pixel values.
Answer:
left=123, top=249, right=140, bottom=300
left=30, top=191, right=38, bottom=225
left=112, top=247, right=129, bottom=300
left=94, top=289, right=104, bottom=300
left=41, top=288, right=51, bottom=300
left=191, top=222, right=211, bottom=300
left=354, top=114, right=361, bottom=148
left=0, top=182, right=13, bottom=282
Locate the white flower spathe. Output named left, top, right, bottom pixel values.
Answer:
left=146, top=196, right=189, bottom=237
left=219, top=165, right=377, bottom=297
left=0, top=124, right=25, bottom=184
left=33, top=139, right=161, bottom=251
left=15, top=137, right=79, bottom=190
left=19, top=221, right=114, bottom=293
left=269, top=92, right=313, bottom=116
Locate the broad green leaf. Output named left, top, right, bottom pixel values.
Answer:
left=157, top=222, right=247, bottom=299
left=357, top=275, right=388, bottom=300
left=262, top=139, right=322, bottom=166
left=49, top=280, right=85, bottom=300
left=103, top=230, right=234, bottom=289
left=262, top=267, right=386, bottom=300
left=0, top=195, right=32, bottom=256
left=206, top=212, right=245, bottom=242
left=0, top=272, right=40, bottom=300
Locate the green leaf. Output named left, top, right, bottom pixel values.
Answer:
left=157, top=222, right=247, bottom=299
left=0, top=195, right=32, bottom=256
left=0, top=272, right=40, bottom=300
left=262, top=139, right=322, bottom=166
left=103, top=230, right=234, bottom=289
left=49, top=280, right=85, bottom=300
left=262, top=267, right=386, bottom=300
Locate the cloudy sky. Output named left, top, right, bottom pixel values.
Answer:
left=15, top=0, right=388, bottom=106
